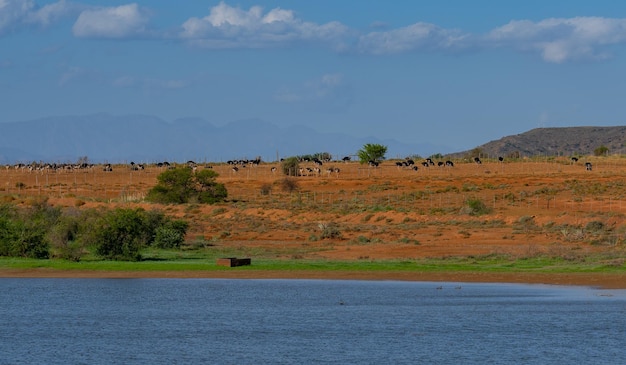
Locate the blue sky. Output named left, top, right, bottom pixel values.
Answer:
left=2, top=0, right=626, bottom=152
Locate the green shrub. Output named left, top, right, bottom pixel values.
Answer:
left=585, top=221, right=605, bottom=233
left=90, top=208, right=147, bottom=261
left=463, top=198, right=492, bottom=216
left=280, top=157, right=300, bottom=176
left=0, top=202, right=59, bottom=259
left=0, top=202, right=191, bottom=261
left=48, top=212, right=84, bottom=261
left=153, top=220, right=189, bottom=249
left=146, top=167, right=227, bottom=204
left=594, top=145, right=609, bottom=156
left=318, top=222, right=342, bottom=239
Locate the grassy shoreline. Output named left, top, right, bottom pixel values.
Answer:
left=1, top=255, right=625, bottom=273
left=2, top=256, right=626, bottom=289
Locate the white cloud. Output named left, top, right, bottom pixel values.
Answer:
left=358, top=22, right=470, bottom=54
left=0, top=0, right=35, bottom=35
left=4, top=1, right=626, bottom=65
left=487, top=17, right=626, bottom=63
left=25, top=0, right=78, bottom=26
left=180, top=1, right=350, bottom=49
left=0, top=0, right=76, bottom=35
left=356, top=16, right=626, bottom=62
left=72, top=3, right=150, bottom=38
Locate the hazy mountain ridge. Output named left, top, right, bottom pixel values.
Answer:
left=0, top=114, right=446, bottom=164
left=454, top=126, right=626, bottom=158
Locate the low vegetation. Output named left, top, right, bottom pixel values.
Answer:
left=0, top=199, right=187, bottom=261
left=146, top=167, right=227, bottom=204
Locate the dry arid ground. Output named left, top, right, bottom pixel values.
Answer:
left=2, top=156, right=626, bottom=287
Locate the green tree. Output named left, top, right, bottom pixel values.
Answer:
left=0, top=200, right=60, bottom=259
left=146, top=167, right=227, bottom=204
left=594, top=145, right=609, bottom=156
left=195, top=169, right=228, bottom=203
left=357, top=143, right=388, bottom=164
left=313, top=152, right=332, bottom=161
left=92, top=208, right=149, bottom=261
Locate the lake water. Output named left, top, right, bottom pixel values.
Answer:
left=1, top=279, right=625, bottom=364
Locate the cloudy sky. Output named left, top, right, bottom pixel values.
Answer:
left=2, top=0, right=626, bottom=152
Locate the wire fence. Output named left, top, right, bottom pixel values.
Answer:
left=2, top=160, right=626, bottom=216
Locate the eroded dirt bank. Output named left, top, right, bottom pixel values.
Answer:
left=2, top=268, right=625, bottom=289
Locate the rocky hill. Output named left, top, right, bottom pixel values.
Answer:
left=454, top=126, right=626, bottom=158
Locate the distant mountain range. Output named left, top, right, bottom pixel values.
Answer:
left=2, top=115, right=622, bottom=164
left=0, top=113, right=448, bottom=164
left=458, top=126, right=626, bottom=158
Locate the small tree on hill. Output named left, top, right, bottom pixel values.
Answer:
left=146, top=167, right=227, bottom=204
left=281, top=157, right=300, bottom=176
left=357, top=143, right=387, bottom=164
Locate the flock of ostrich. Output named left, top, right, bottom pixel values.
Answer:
left=2, top=154, right=596, bottom=176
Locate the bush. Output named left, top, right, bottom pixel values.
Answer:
left=85, top=208, right=190, bottom=260
left=281, top=157, right=300, bottom=176
left=146, top=167, right=227, bottom=204
left=153, top=220, right=189, bottom=249
left=0, top=202, right=191, bottom=261
left=0, top=201, right=60, bottom=259
left=463, top=198, right=492, bottom=216
left=594, top=145, right=609, bottom=156
left=585, top=221, right=605, bottom=233
left=279, top=178, right=299, bottom=193
left=260, top=183, right=272, bottom=196
left=91, top=208, right=149, bottom=261
left=48, top=213, right=84, bottom=261
left=318, top=222, right=342, bottom=239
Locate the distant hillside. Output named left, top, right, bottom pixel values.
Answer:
left=454, top=126, right=626, bottom=158
left=0, top=113, right=445, bottom=164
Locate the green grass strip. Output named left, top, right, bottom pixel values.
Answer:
left=1, top=255, right=624, bottom=274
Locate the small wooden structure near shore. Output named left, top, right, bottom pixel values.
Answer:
left=216, top=257, right=251, bottom=267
